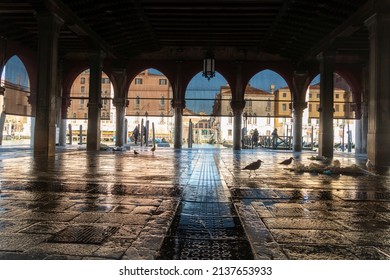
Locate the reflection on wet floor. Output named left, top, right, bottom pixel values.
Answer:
left=158, top=152, right=253, bottom=259
left=0, top=146, right=389, bottom=259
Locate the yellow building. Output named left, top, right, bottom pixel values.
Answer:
left=127, top=69, right=172, bottom=118
left=68, top=70, right=112, bottom=119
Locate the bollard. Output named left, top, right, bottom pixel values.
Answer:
left=68, top=123, right=72, bottom=145
left=152, top=122, right=155, bottom=147
left=79, top=125, right=83, bottom=145
left=140, top=118, right=144, bottom=147
left=146, top=120, right=149, bottom=146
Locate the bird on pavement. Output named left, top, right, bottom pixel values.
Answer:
left=242, top=159, right=263, bottom=177
left=151, top=145, right=156, bottom=152
left=366, top=159, right=374, bottom=171
left=279, top=157, right=294, bottom=166
left=134, top=150, right=139, bottom=155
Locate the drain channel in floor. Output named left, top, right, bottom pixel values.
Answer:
left=157, top=201, right=254, bottom=260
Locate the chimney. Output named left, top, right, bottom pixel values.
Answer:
left=270, top=84, right=275, bottom=94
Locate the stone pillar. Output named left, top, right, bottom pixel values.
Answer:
left=231, top=61, right=245, bottom=150
left=317, top=52, right=335, bottom=158
left=173, top=61, right=184, bottom=149
left=112, top=68, right=128, bottom=147
left=33, top=13, right=63, bottom=157
left=173, top=100, right=183, bottom=149
left=86, top=51, right=105, bottom=151
left=291, top=71, right=310, bottom=152
left=292, top=101, right=307, bottom=152
left=0, top=37, right=5, bottom=145
left=361, top=102, right=368, bottom=153
left=59, top=96, right=71, bottom=146
left=113, top=101, right=126, bottom=147
left=365, top=11, right=390, bottom=166
left=231, top=100, right=245, bottom=150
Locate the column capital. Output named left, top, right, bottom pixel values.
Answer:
left=171, top=99, right=185, bottom=109
left=292, top=101, right=307, bottom=113
left=112, top=97, right=128, bottom=108
left=230, top=99, right=245, bottom=115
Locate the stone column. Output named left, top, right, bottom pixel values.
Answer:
left=172, top=100, right=183, bottom=149
left=113, top=99, right=126, bottom=147
left=59, top=96, right=71, bottom=146
left=87, top=51, right=105, bottom=151
left=33, top=13, right=63, bottom=157
left=0, top=37, right=5, bottom=145
left=292, top=101, right=307, bottom=152
left=173, top=61, right=184, bottom=149
left=231, top=61, right=245, bottom=150
left=317, top=52, right=335, bottom=158
left=112, top=68, right=128, bottom=147
left=291, top=71, right=310, bottom=152
left=231, top=100, right=245, bottom=150
left=361, top=102, right=368, bottom=153
left=365, top=11, right=390, bottom=166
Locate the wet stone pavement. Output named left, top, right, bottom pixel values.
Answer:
left=0, top=146, right=389, bottom=260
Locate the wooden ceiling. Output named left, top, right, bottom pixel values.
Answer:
left=0, top=0, right=372, bottom=62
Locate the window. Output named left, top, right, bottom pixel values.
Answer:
left=135, top=78, right=143, bottom=85
left=73, top=113, right=76, bottom=118
left=84, top=113, right=88, bottom=118
left=335, top=94, right=340, bottom=99
left=228, top=112, right=232, bottom=124
left=80, top=77, right=85, bottom=84
left=81, top=86, right=85, bottom=93
left=247, top=99, right=252, bottom=108
left=80, top=99, right=84, bottom=105
left=160, top=96, right=165, bottom=107
left=335, top=104, right=339, bottom=112
left=282, top=104, right=287, bottom=111
left=135, top=96, right=140, bottom=109
left=316, top=104, right=319, bottom=111
left=309, top=93, right=312, bottom=98
left=309, top=104, right=312, bottom=112
left=159, top=79, right=167, bottom=85
left=267, top=113, right=270, bottom=125
left=282, top=92, right=287, bottom=98
left=317, top=94, right=320, bottom=99
left=101, top=78, right=110, bottom=84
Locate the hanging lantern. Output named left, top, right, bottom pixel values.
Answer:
left=202, top=50, right=215, bottom=81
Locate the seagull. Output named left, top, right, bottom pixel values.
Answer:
left=279, top=157, right=294, bottom=166
left=151, top=145, right=156, bottom=152
left=366, top=159, right=374, bottom=171
left=242, top=159, right=263, bottom=177
left=134, top=150, right=139, bottom=155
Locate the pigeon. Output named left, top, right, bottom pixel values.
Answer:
left=242, top=159, right=263, bottom=177
left=134, top=150, right=139, bottom=155
left=332, top=159, right=341, bottom=168
left=279, top=157, right=294, bottom=166
left=151, top=145, right=156, bottom=152
left=366, top=159, right=374, bottom=171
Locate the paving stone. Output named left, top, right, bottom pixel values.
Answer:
left=0, top=148, right=389, bottom=260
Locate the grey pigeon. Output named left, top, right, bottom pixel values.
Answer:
left=279, top=157, right=294, bottom=166
left=243, top=159, right=263, bottom=177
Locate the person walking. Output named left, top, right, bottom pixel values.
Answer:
left=132, top=126, right=139, bottom=145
